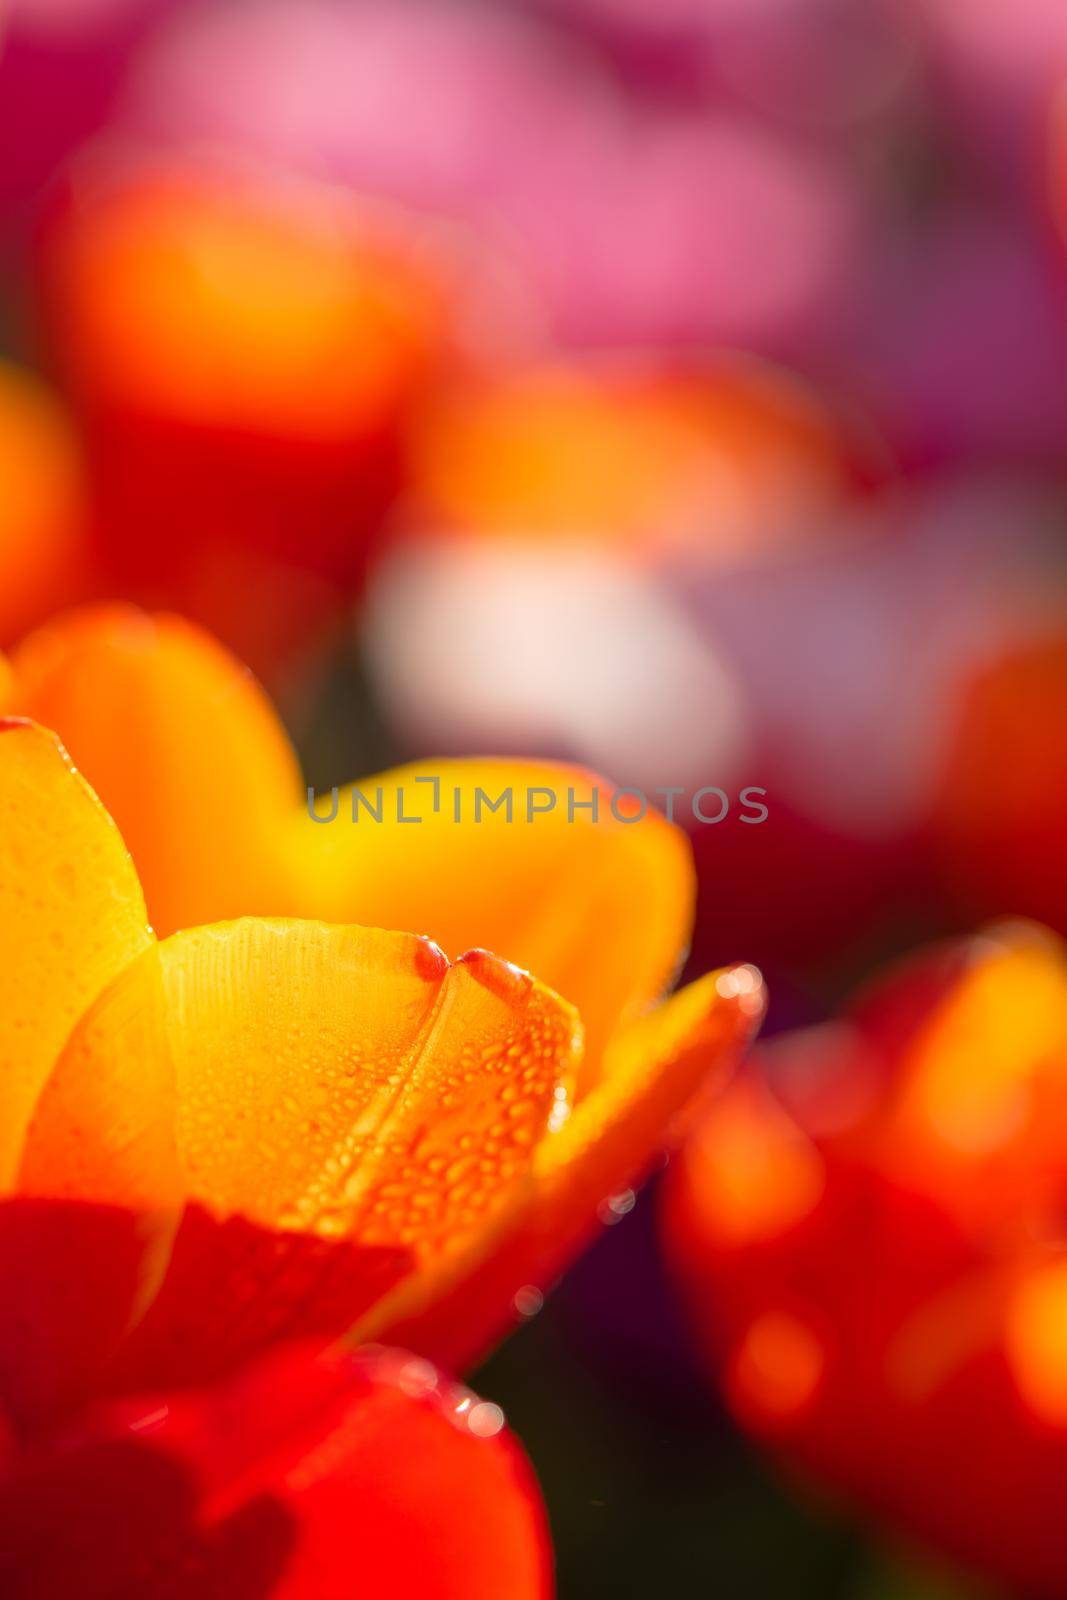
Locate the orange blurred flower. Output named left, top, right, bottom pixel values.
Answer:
left=36, top=152, right=454, bottom=674
left=405, top=356, right=856, bottom=562
left=0, top=604, right=762, bottom=1409
left=0, top=360, right=90, bottom=647
left=665, top=921, right=1067, bottom=1597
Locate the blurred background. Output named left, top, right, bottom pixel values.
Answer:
left=3, top=0, right=1067, bottom=1594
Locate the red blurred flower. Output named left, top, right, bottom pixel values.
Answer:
left=936, top=631, right=1067, bottom=936
left=665, top=922, right=1067, bottom=1596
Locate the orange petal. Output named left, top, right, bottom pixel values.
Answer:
left=21, top=920, right=580, bottom=1386
left=296, top=759, right=695, bottom=1086
left=536, top=962, right=765, bottom=1213
left=11, top=605, right=302, bottom=935
left=0, top=719, right=151, bottom=1190
left=372, top=964, right=765, bottom=1370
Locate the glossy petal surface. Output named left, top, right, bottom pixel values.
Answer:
left=375, top=965, right=764, bottom=1369
left=21, top=922, right=580, bottom=1387
left=0, top=719, right=150, bottom=1189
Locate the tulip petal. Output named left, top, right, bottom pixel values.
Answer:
left=0, top=1341, right=553, bottom=1600
left=0, top=719, right=151, bottom=1189
left=11, top=606, right=302, bottom=936
left=297, top=759, right=695, bottom=1086
left=372, top=964, right=764, bottom=1370
left=21, top=921, right=580, bottom=1385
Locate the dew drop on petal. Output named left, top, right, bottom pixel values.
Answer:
left=467, top=1401, right=505, bottom=1439
left=598, top=1187, right=637, bottom=1225
left=397, top=1356, right=439, bottom=1399
left=513, top=1284, right=544, bottom=1319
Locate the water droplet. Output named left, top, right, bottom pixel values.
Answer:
left=513, top=1285, right=544, bottom=1319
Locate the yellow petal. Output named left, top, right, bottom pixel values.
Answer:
left=16, top=937, right=182, bottom=1222
left=20, top=919, right=581, bottom=1382
left=0, top=718, right=151, bottom=1189
left=295, top=759, right=694, bottom=1088
left=11, top=605, right=302, bottom=935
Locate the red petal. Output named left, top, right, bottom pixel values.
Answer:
left=0, top=1342, right=554, bottom=1600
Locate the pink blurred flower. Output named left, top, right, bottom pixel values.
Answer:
left=545, top=0, right=919, bottom=130
left=0, top=0, right=174, bottom=244
left=118, top=0, right=859, bottom=350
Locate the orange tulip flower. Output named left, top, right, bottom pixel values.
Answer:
left=0, top=713, right=557, bottom=1595
left=1, top=604, right=762, bottom=1407
left=665, top=921, right=1067, bottom=1598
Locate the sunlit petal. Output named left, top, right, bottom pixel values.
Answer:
left=21, top=921, right=580, bottom=1386
left=12, top=605, right=302, bottom=935
left=297, top=759, right=695, bottom=1087
left=375, top=965, right=763, bottom=1369
left=0, top=719, right=150, bottom=1189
